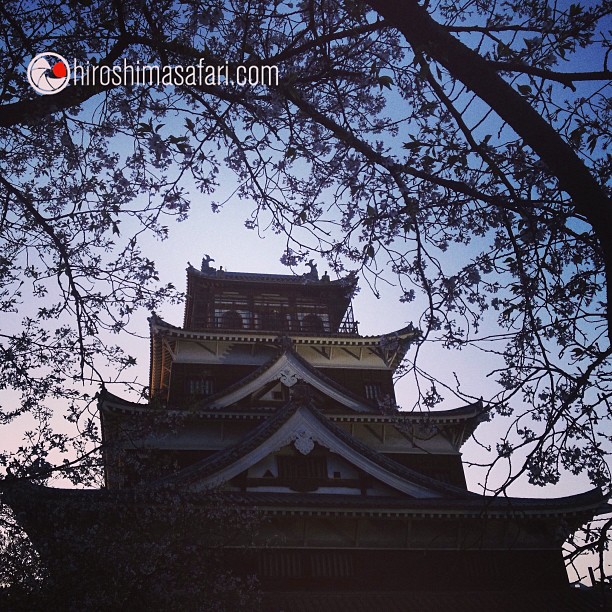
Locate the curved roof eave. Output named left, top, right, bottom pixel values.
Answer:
left=153, top=399, right=477, bottom=500
left=149, top=317, right=419, bottom=348
left=2, top=480, right=605, bottom=521
left=186, top=264, right=359, bottom=289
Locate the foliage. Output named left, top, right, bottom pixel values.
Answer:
left=0, top=484, right=260, bottom=611
left=0, top=0, right=611, bottom=585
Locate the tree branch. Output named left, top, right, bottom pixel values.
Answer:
left=366, top=0, right=612, bottom=341
left=488, top=61, right=611, bottom=90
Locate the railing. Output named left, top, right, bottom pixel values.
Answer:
left=205, top=308, right=359, bottom=335
left=338, top=302, right=359, bottom=335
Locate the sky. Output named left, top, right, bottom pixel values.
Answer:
left=2, top=0, right=610, bottom=585
left=125, top=182, right=608, bottom=583
left=128, top=175, right=597, bottom=501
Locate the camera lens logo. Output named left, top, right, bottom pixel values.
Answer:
left=27, top=52, right=70, bottom=95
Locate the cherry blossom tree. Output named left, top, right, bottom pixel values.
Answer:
left=0, top=0, right=610, bottom=588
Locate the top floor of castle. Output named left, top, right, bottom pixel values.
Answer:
left=183, top=256, right=359, bottom=335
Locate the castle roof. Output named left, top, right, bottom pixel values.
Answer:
left=150, top=395, right=477, bottom=498
left=187, top=263, right=358, bottom=289
left=2, top=478, right=605, bottom=524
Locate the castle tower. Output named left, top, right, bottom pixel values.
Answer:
left=4, top=259, right=605, bottom=610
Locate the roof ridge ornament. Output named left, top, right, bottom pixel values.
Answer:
left=279, top=366, right=299, bottom=387
left=292, top=427, right=315, bottom=455
left=200, top=254, right=216, bottom=274
left=303, top=259, right=318, bottom=280
left=289, top=382, right=317, bottom=404
left=278, top=335, right=294, bottom=351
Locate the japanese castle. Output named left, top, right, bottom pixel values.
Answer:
left=4, top=258, right=606, bottom=610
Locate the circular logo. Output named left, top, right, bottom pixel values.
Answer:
left=27, top=52, right=70, bottom=95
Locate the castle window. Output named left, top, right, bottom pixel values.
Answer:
left=364, top=382, right=382, bottom=400
left=311, top=552, right=354, bottom=578
left=302, top=313, right=325, bottom=333
left=220, top=309, right=243, bottom=329
left=187, top=377, right=214, bottom=397
left=260, top=310, right=287, bottom=331
left=258, top=551, right=302, bottom=578
left=277, top=455, right=328, bottom=480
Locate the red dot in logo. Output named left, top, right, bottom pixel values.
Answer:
left=52, top=61, right=67, bottom=78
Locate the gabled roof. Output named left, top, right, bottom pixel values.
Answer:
left=196, top=348, right=375, bottom=413
left=153, top=397, right=476, bottom=499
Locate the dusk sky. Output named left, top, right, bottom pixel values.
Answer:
left=2, top=1, right=609, bottom=591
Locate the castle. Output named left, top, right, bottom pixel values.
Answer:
left=4, top=259, right=605, bottom=610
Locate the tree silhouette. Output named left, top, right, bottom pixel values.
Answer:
left=0, top=0, right=610, bottom=587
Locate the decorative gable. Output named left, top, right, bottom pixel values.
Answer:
left=155, top=398, right=474, bottom=500
left=200, top=350, right=375, bottom=413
